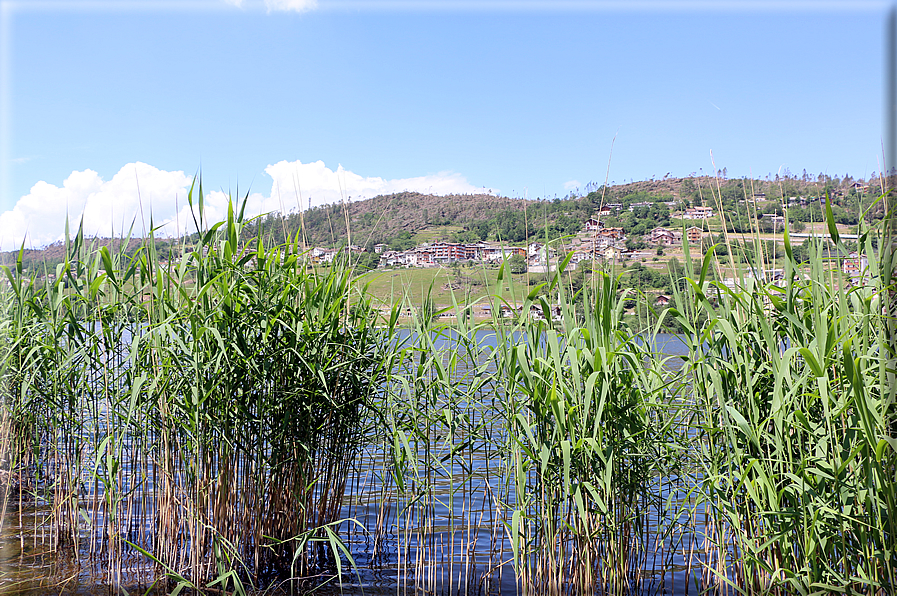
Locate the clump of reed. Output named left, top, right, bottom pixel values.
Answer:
left=668, top=193, right=896, bottom=593
left=355, top=258, right=686, bottom=596
left=488, top=262, right=681, bottom=596
left=0, top=184, right=384, bottom=593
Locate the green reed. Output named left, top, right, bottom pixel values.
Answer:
left=668, top=192, right=896, bottom=594
left=354, top=255, right=684, bottom=595
left=487, top=261, right=682, bottom=596
left=0, top=183, right=384, bottom=593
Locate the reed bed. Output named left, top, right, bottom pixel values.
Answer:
left=663, top=196, right=896, bottom=594
left=0, top=181, right=893, bottom=596
left=0, top=186, right=385, bottom=593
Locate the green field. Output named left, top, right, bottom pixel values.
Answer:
left=355, top=264, right=534, bottom=310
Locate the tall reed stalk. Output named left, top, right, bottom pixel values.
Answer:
left=488, top=263, right=681, bottom=596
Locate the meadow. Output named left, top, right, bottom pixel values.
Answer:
left=0, top=182, right=894, bottom=595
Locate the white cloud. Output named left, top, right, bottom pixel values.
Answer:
left=0, top=163, right=192, bottom=251
left=563, top=179, right=581, bottom=191
left=264, top=0, right=317, bottom=12
left=263, top=159, right=485, bottom=212
left=0, top=159, right=485, bottom=251
left=220, top=0, right=317, bottom=12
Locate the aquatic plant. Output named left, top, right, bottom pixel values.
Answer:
left=492, top=267, right=681, bottom=595
left=0, top=184, right=384, bottom=593
left=667, top=190, right=896, bottom=593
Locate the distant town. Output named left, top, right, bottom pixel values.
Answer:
left=310, top=203, right=719, bottom=270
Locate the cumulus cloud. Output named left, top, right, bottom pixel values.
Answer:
left=0, top=159, right=486, bottom=251
left=0, top=163, right=192, bottom=251
left=263, top=159, right=485, bottom=212
left=563, top=180, right=581, bottom=191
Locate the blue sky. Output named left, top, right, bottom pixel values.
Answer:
left=0, top=0, right=889, bottom=249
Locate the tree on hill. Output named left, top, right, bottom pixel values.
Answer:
left=353, top=251, right=380, bottom=272
left=388, top=231, right=415, bottom=251
left=508, top=253, right=527, bottom=274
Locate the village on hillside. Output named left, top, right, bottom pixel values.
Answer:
left=280, top=194, right=875, bottom=292
left=310, top=211, right=713, bottom=272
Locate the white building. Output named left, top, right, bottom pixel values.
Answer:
left=682, top=206, right=713, bottom=220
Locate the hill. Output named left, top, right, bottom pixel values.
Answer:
left=2, top=170, right=881, bottom=272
